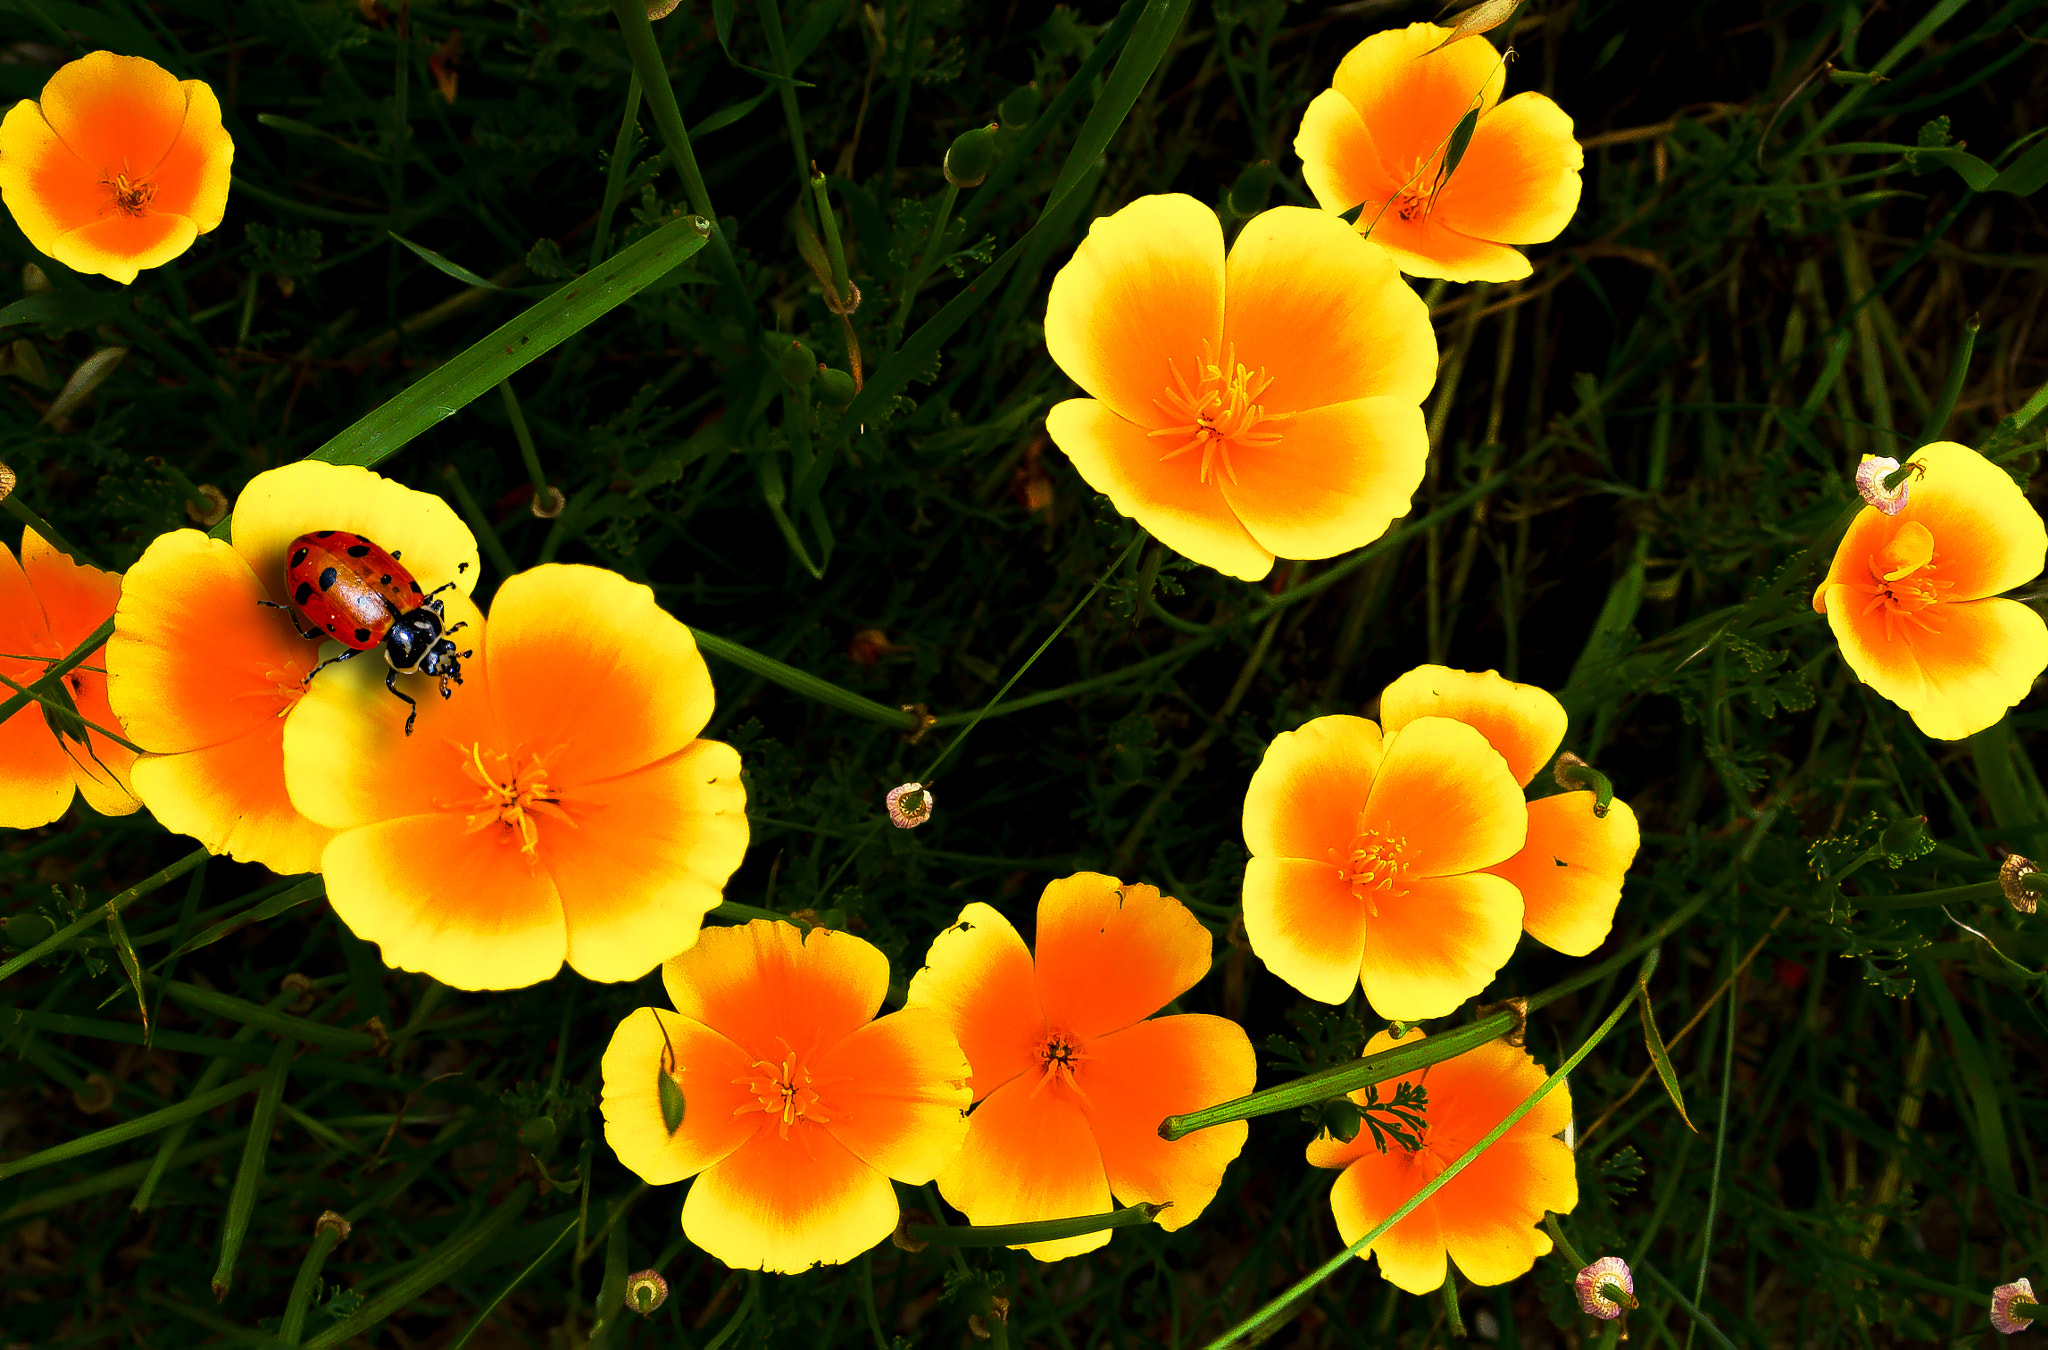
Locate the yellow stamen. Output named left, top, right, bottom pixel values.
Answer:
left=732, top=1042, right=829, bottom=1139
left=1149, top=338, right=1292, bottom=485
left=456, top=742, right=573, bottom=859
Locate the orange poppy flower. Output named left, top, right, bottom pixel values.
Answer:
left=601, top=921, right=970, bottom=1272
left=282, top=563, right=749, bottom=988
left=1241, top=710, right=1525, bottom=1017
left=1378, top=665, right=1640, bottom=957
left=1307, top=1026, right=1577, bottom=1295
left=107, top=461, right=480, bottom=876
left=1813, top=441, right=2048, bottom=740
left=0, top=528, right=138, bottom=827
left=0, top=52, right=233, bottom=285
left=1043, top=195, right=1435, bottom=582
left=905, top=874, right=1256, bottom=1260
left=1294, top=23, right=1583, bottom=283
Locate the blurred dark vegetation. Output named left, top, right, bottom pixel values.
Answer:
left=4, top=0, right=2048, bottom=1344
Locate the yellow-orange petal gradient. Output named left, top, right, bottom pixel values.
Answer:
left=1033, top=874, right=1211, bottom=1040
left=1359, top=871, right=1523, bottom=1021
left=1434, top=92, right=1584, bottom=246
left=1823, top=590, right=2048, bottom=740
left=1241, top=856, right=1369, bottom=1005
left=664, top=922, right=886, bottom=1065
left=906, top=902, right=1045, bottom=1099
left=1362, top=718, right=1526, bottom=878
left=1490, top=792, right=1640, bottom=956
left=1329, top=25, right=1506, bottom=174
left=601, top=1006, right=760, bottom=1185
left=683, top=1124, right=902, bottom=1273
left=1076, top=1014, right=1253, bottom=1230
left=0, top=52, right=233, bottom=285
left=937, top=1077, right=1113, bottom=1262
left=1817, top=442, right=2047, bottom=604
left=1377, top=665, right=1567, bottom=788
left=1295, top=87, right=1385, bottom=214
left=232, top=461, right=479, bottom=611
left=1042, top=193, right=1224, bottom=429
left=811, top=1009, right=972, bottom=1183
left=1217, top=398, right=1428, bottom=563
left=1242, top=714, right=1383, bottom=862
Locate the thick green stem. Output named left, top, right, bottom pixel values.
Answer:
left=278, top=1216, right=349, bottom=1345
left=904, top=1203, right=1162, bottom=1247
left=690, top=627, right=917, bottom=732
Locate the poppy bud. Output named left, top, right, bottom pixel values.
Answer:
left=1992, top=1278, right=2038, bottom=1334
left=5, top=913, right=54, bottom=948
left=944, top=125, right=1000, bottom=189
left=816, top=367, right=856, bottom=406
left=22, top=263, right=49, bottom=296
left=1319, top=1098, right=1363, bottom=1143
left=626, top=1270, right=669, bottom=1315
left=849, top=628, right=910, bottom=668
left=517, top=1115, right=557, bottom=1149
left=779, top=338, right=816, bottom=388
left=886, top=782, right=934, bottom=828
left=1877, top=814, right=1931, bottom=861
left=999, top=82, right=1040, bottom=128
left=1227, top=160, right=1275, bottom=218
left=1575, top=1256, right=1637, bottom=1318
left=1999, top=855, right=2040, bottom=914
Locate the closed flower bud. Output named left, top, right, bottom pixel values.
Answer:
left=517, top=1115, right=557, bottom=1149
left=1576, top=1256, right=1637, bottom=1318
left=816, top=367, right=856, bottom=406
left=1227, top=159, right=1276, bottom=218
left=1999, top=855, right=2039, bottom=915
left=1992, top=1277, right=2038, bottom=1334
left=944, top=125, right=1000, bottom=189
left=626, top=1269, right=669, bottom=1315
left=886, top=782, right=934, bottom=828
left=779, top=338, right=816, bottom=388
left=5, top=913, right=55, bottom=948
left=999, top=82, right=1040, bottom=129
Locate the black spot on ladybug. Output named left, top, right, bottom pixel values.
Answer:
left=294, top=582, right=314, bottom=606
left=346, top=544, right=371, bottom=558
left=318, top=566, right=339, bottom=590
left=380, top=574, right=392, bottom=585
left=325, top=622, right=337, bottom=632
left=354, top=627, right=372, bottom=643
left=314, top=529, right=334, bottom=538
left=290, top=547, right=309, bottom=568
left=410, top=580, right=422, bottom=594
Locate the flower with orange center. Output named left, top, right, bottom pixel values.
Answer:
left=905, top=874, right=1256, bottom=1260
left=1378, top=665, right=1641, bottom=957
left=600, top=921, right=970, bottom=1272
left=1294, top=23, right=1584, bottom=283
left=0, top=52, right=233, bottom=285
left=1043, top=195, right=1435, bottom=582
left=1812, top=441, right=2048, bottom=740
left=107, top=462, right=479, bottom=876
left=282, top=563, right=748, bottom=988
left=1308, top=1026, right=1577, bottom=1295
left=0, top=529, right=138, bottom=827
left=1242, top=708, right=1526, bottom=1017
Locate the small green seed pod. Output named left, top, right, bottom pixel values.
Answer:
left=999, top=82, right=1040, bottom=129
left=944, top=124, right=1001, bottom=189
left=778, top=338, right=817, bottom=388
left=815, top=367, right=857, bottom=407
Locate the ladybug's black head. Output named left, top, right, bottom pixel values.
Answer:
left=382, top=602, right=446, bottom=673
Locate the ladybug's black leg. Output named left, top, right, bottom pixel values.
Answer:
left=385, top=667, right=421, bottom=736
left=302, top=647, right=363, bottom=685
left=442, top=620, right=469, bottom=637
left=257, top=600, right=324, bottom=641
left=423, top=580, right=460, bottom=602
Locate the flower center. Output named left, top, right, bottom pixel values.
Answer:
left=1029, top=1028, right=1091, bottom=1102
left=732, top=1044, right=828, bottom=1139
left=101, top=169, right=155, bottom=218
left=1149, top=339, right=1292, bottom=486
left=1330, top=827, right=1410, bottom=917
left=457, top=742, right=574, bottom=859
left=1850, top=519, right=1954, bottom=638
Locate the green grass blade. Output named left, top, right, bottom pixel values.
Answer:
left=0, top=1074, right=260, bottom=1182
left=1637, top=980, right=1699, bottom=1131
left=387, top=232, right=518, bottom=292
left=211, top=1036, right=295, bottom=1300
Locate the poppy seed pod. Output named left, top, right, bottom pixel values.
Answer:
left=999, top=82, right=1040, bottom=129
left=778, top=338, right=817, bottom=389
left=1227, top=160, right=1276, bottom=218
left=815, top=367, right=857, bottom=407
left=944, top=125, right=1000, bottom=189
left=1992, top=1278, right=2038, bottom=1334
left=626, top=1270, right=669, bottom=1315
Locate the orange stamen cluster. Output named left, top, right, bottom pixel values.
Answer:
left=1150, top=339, right=1292, bottom=485
left=100, top=168, right=154, bottom=217
left=457, top=742, right=573, bottom=858
left=732, top=1044, right=829, bottom=1139
left=1029, top=1028, right=1090, bottom=1101
left=1850, top=521, right=1955, bottom=640
left=1330, top=825, right=1411, bottom=916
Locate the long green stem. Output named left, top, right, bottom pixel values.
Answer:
left=588, top=73, right=642, bottom=268
left=691, top=627, right=918, bottom=731
left=212, top=1036, right=297, bottom=1299
left=1203, top=970, right=1648, bottom=1348
left=891, top=182, right=960, bottom=345
left=904, top=1203, right=1162, bottom=1247
left=3, top=492, right=87, bottom=561
left=0, top=613, right=113, bottom=730
left=278, top=1216, right=349, bottom=1345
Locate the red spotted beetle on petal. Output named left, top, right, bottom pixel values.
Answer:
left=259, top=530, right=472, bottom=735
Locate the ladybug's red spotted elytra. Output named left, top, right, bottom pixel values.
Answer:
left=258, top=529, right=473, bottom=736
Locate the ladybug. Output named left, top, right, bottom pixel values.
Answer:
left=259, top=530, right=473, bottom=736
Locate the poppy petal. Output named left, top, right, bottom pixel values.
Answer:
left=35, top=52, right=190, bottom=183
left=0, top=101, right=103, bottom=260
left=486, top=564, right=719, bottom=785
left=1421, top=1036, right=1575, bottom=1145
left=1488, top=793, right=1639, bottom=956
left=1221, top=206, right=1437, bottom=411
left=683, top=1125, right=899, bottom=1273
left=1045, top=398, right=1273, bottom=582
left=1243, top=713, right=1382, bottom=861
left=1034, top=874, right=1212, bottom=1039
left=1433, top=92, right=1582, bottom=245
left=231, top=461, right=481, bottom=613
left=1078, top=1014, right=1254, bottom=1228
left=144, top=81, right=232, bottom=230
left=52, top=211, right=197, bottom=286
left=936, top=1078, right=1113, bottom=1261
left=547, top=738, right=749, bottom=983
left=1043, top=193, right=1224, bottom=429
left=1218, top=398, right=1427, bottom=561
left=1364, top=717, right=1526, bottom=877
left=322, top=812, right=566, bottom=989
left=1359, top=208, right=1532, bottom=283
left=814, top=1008, right=972, bottom=1184
left=1361, top=872, right=1522, bottom=1021
left=1825, top=592, right=2048, bottom=740
left=663, top=922, right=888, bottom=1065
left=1242, top=856, right=1369, bottom=1004
left=905, top=902, right=1044, bottom=1100
left=108, top=529, right=318, bottom=754
left=1327, top=1146, right=1449, bottom=1295
left=1377, top=665, right=1567, bottom=788
left=130, top=726, right=333, bottom=875
left=1438, top=1137, right=1576, bottom=1285
left=0, top=690, right=77, bottom=828
left=600, top=1006, right=761, bottom=1184
left=1331, top=24, right=1505, bottom=180
left=1898, top=441, right=2046, bottom=600
left=1294, top=88, right=1389, bottom=214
